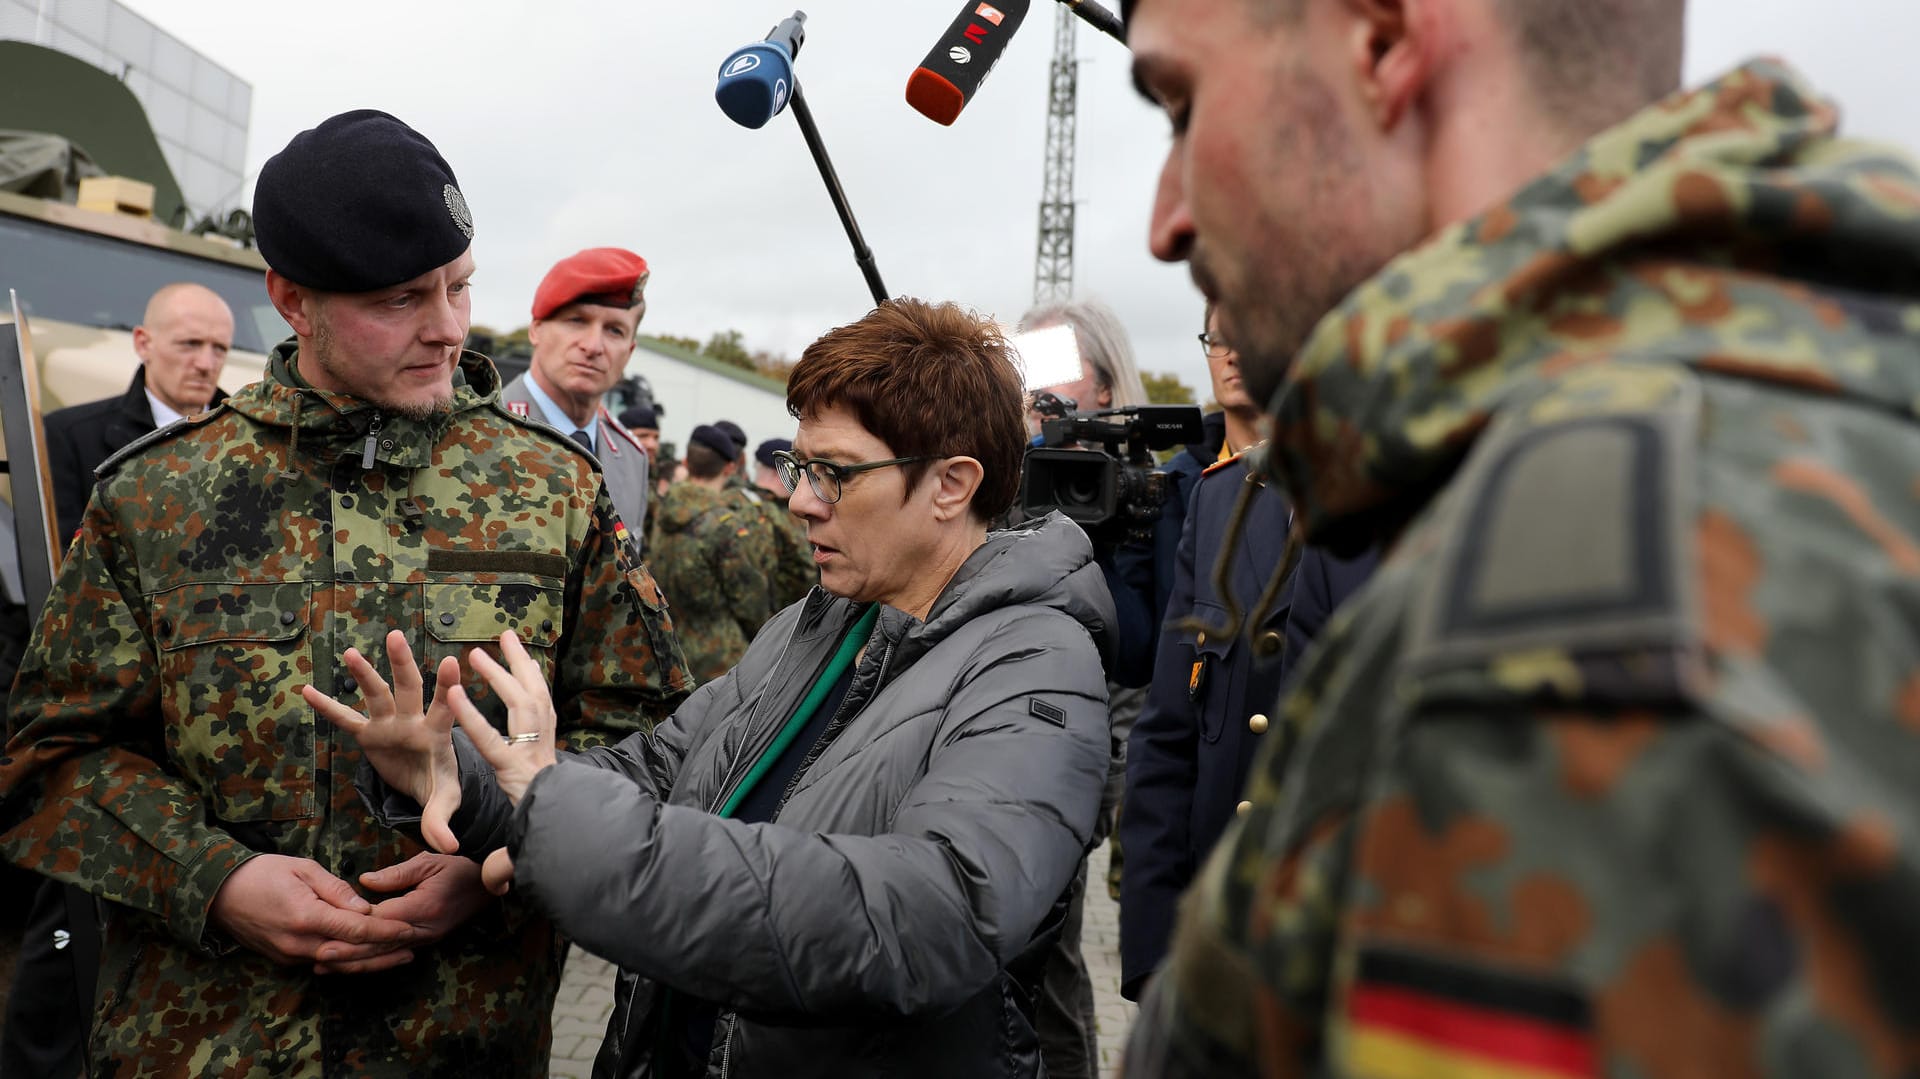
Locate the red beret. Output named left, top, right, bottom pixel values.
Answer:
left=531, top=247, right=650, bottom=322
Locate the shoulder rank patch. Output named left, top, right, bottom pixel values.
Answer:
left=1200, top=451, right=1245, bottom=478
left=1404, top=364, right=1706, bottom=709
left=95, top=404, right=230, bottom=478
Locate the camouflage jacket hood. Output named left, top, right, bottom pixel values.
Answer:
left=223, top=341, right=503, bottom=469
left=1270, top=59, right=1920, bottom=549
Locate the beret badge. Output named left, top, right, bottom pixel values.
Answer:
left=444, top=184, right=475, bottom=240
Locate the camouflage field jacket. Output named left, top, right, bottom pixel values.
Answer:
left=650, top=482, right=775, bottom=683
left=0, top=343, right=692, bottom=1078
left=1131, top=61, right=1920, bottom=1078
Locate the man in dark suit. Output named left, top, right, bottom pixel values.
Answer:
left=2, top=280, right=232, bottom=1078
left=43, top=281, right=233, bottom=540
left=1118, top=306, right=1373, bottom=1002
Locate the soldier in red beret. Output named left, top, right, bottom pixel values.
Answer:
left=502, top=248, right=655, bottom=537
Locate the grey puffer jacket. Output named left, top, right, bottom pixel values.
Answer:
left=459, top=513, right=1114, bottom=1078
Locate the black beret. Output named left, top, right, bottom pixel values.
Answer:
left=714, top=420, right=748, bottom=449
left=689, top=424, right=741, bottom=462
left=619, top=403, right=659, bottom=430
left=754, top=438, right=792, bottom=468
left=253, top=109, right=474, bottom=293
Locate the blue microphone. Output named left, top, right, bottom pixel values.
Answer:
left=715, top=12, right=807, bottom=129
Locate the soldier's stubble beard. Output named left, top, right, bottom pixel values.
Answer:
left=311, top=316, right=456, bottom=423
left=1202, top=65, right=1412, bottom=412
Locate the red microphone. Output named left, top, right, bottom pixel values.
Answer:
left=906, top=0, right=1032, bottom=126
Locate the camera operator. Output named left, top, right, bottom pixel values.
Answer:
left=1015, top=297, right=1148, bottom=1079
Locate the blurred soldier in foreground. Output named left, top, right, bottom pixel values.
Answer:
left=504, top=247, right=654, bottom=535
left=651, top=424, right=776, bottom=680
left=0, top=109, right=689, bottom=1077
left=4, top=280, right=237, bottom=1077
left=1125, top=0, right=1920, bottom=1074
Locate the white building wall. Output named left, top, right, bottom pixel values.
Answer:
left=626, top=346, right=795, bottom=464
left=0, top=0, right=251, bottom=222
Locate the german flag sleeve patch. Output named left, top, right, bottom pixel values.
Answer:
left=1341, top=947, right=1596, bottom=1079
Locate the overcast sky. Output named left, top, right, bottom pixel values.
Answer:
left=117, top=0, right=1920, bottom=399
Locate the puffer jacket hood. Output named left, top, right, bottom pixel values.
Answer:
left=1266, top=59, right=1920, bottom=551
left=899, top=511, right=1117, bottom=672
left=224, top=340, right=502, bottom=469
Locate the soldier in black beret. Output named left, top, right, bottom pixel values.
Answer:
left=256, top=108, right=479, bottom=420
left=0, top=108, right=692, bottom=1077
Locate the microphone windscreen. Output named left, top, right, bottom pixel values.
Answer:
left=715, top=41, right=795, bottom=129
left=906, top=0, right=1031, bottom=126
left=905, top=69, right=966, bottom=127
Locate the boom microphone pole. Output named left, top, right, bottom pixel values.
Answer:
left=715, top=11, right=890, bottom=307
left=1055, top=0, right=1125, bottom=43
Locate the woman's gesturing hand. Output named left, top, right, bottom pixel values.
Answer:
left=303, top=630, right=465, bottom=854
left=445, top=630, right=560, bottom=806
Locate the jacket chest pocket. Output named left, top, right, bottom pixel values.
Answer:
left=424, top=582, right=564, bottom=727
left=153, top=581, right=316, bottom=823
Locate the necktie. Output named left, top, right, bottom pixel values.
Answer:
left=570, top=428, right=593, bottom=453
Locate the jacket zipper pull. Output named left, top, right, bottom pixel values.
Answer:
left=361, top=413, right=384, bottom=470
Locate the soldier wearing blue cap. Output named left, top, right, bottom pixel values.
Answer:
left=0, top=108, right=692, bottom=1077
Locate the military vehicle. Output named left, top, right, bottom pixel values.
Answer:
left=0, top=40, right=282, bottom=414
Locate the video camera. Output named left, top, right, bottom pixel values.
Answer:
left=1019, top=393, right=1204, bottom=546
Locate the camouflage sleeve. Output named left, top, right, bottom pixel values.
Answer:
left=715, top=515, right=775, bottom=642
left=0, top=495, right=255, bottom=950
left=551, top=482, right=694, bottom=751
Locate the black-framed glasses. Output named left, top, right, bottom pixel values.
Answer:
left=1199, top=331, right=1233, bottom=359
left=771, top=449, right=929, bottom=505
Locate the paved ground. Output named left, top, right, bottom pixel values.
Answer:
left=549, top=841, right=1137, bottom=1077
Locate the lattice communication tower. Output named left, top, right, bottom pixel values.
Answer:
left=1032, top=4, right=1078, bottom=303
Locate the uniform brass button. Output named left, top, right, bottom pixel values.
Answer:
left=1195, top=631, right=1208, bottom=646
left=280, top=611, right=297, bottom=626
left=1248, top=713, right=1270, bottom=734
left=1256, top=630, right=1284, bottom=657
left=1236, top=800, right=1254, bottom=816
left=439, top=613, right=455, bottom=626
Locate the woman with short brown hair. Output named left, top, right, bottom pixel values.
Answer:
left=320, top=298, right=1116, bottom=1078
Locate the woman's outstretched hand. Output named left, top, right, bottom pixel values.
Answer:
left=445, top=630, right=560, bottom=807
left=303, top=631, right=465, bottom=854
